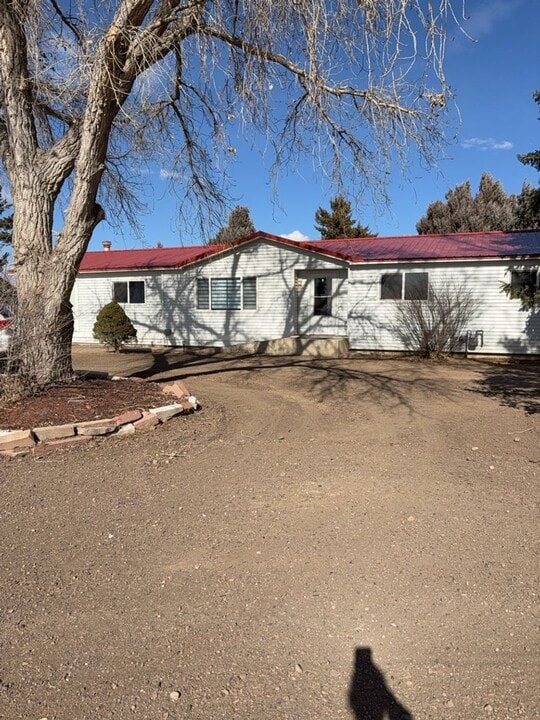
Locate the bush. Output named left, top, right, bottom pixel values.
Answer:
left=93, top=301, right=137, bottom=352
left=393, top=284, right=479, bottom=358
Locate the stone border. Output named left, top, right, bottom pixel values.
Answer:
left=0, top=379, right=199, bottom=459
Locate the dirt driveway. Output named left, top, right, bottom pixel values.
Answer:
left=1, top=348, right=539, bottom=719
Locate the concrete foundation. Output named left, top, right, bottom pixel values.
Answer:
left=231, top=336, right=350, bottom=358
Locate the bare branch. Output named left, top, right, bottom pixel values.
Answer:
left=47, top=0, right=85, bottom=47
left=0, top=0, right=464, bottom=384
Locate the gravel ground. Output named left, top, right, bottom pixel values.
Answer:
left=1, top=349, right=538, bottom=720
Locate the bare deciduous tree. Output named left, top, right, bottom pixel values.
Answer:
left=393, top=284, right=479, bottom=358
left=0, top=0, right=459, bottom=385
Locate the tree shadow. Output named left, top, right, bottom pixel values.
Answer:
left=126, top=351, right=457, bottom=416
left=349, top=647, right=413, bottom=720
left=471, top=358, right=540, bottom=414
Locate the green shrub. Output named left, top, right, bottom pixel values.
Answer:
left=93, top=301, right=137, bottom=351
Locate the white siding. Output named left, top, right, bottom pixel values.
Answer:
left=72, top=239, right=346, bottom=346
left=72, top=272, right=165, bottom=344
left=348, top=259, right=540, bottom=354
left=72, top=240, right=540, bottom=354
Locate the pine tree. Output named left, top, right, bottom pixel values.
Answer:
left=444, top=181, right=475, bottom=232
left=417, top=174, right=518, bottom=234
left=515, top=182, right=540, bottom=230
left=209, top=206, right=256, bottom=245
left=314, top=195, right=375, bottom=238
left=93, top=301, right=137, bottom=352
left=472, top=173, right=518, bottom=231
left=414, top=199, right=450, bottom=235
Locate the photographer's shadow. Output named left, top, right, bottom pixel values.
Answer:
left=349, top=647, right=413, bottom=720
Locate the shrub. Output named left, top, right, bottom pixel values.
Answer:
left=500, top=267, right=540, bottom=311
left=93, top=301, right=137, bottom=352
left=393, top=284, right=479, bottom=358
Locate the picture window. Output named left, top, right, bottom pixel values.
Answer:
left=381, top=272, right=429, bottom=301
left=197, top=277, right=257, bottom=310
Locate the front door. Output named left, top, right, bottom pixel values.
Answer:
left=295, top=269, right=348, bottom=336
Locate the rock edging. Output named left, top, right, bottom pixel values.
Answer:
left=0, top=379, right=199, bottom=459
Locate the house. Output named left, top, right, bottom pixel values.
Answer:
left=72, top=230, right=540, bottom=355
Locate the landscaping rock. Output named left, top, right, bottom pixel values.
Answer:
left=114, top=409, right=143, bottom=427
left=0, top=447, right=31, bottom=459
left=32, top=435, right=93, bottom=458
left=0, top=429, right=36, bottom=452
left=149, top=404, right=185, bottom=422
left=33, top=424, right=76, bottom=443
left=162, top=380, right=190, bottom=400
left=116, top=423, right=136, bottom=436
left=134, top=413, right=161, bottom=431
left=76, top=419, right=117, bottom=436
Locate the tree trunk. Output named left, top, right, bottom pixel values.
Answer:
left=9, top=284, right=74, bottom=386
left=8, top=192, right=76, bottom=386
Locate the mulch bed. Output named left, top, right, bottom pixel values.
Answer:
left=0, top=379, right=168, bottom=430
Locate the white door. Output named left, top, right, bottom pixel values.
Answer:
left=295, top=269, right=348, bottom=336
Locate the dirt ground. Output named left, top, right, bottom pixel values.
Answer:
left=1, top=346, right=539, bottom=720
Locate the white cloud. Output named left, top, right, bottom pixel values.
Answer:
left=461, top=137, right=514, bottom=151
left=160, top=168, right=183, bottom=180
left=462, top=0, right=520, bottom=39
left=281, top=230, right=310, bottom=242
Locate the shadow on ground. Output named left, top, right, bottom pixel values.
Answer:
left=127, top=348, right=456, bottom=414
left=471, top=359, right=540, bottom=414
left=349, top=647, right=413, bottom=720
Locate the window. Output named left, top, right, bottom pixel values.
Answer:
left=242, top=277, right=257, bottom=309
left=510, top=269, right=538, bottom=297
left=197, top=278, right=209, bottom=309
left=197, top=277, right=257, bottom=310
left=113, top=281, right=145, bottom=304
left=404, top=272, right=429, bottom=300
left=211, top=278, right=241, bottom=309
left=381, top=272, right=429, bottom=300
left=314, top=277, right=332, bottom=316
left=381, top=273, right=402, bottom=300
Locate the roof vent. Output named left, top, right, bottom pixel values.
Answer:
left=102, top=240, right=111, bottom=251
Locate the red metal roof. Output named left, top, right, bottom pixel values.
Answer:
left=79, top=244, right=225, bottom=272
left=306, top=230, right=540, bottom=262
left=78, top=230, right=540, bottom=272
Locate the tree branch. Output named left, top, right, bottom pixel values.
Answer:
left=46, top=0, right=84, bottom=47
left=0, top=1, right=39, bottom=175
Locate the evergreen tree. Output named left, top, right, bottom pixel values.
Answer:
left=417, top=174, right=518, bottom=234
left=515, top=182, right=540, bottom=230
left=472, top=173, right=518, bottom=231
left=314, top=195, right=375, bottom=238
left=209, top=206, right=256, bottom=245
left=93, top=301, right=137, bottom=352
left=444, top=181, right=475, bottom=232
left=414, top=199, right=449, bottom=235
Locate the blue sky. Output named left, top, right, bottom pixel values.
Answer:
left=87, top=0, right=539, bottom=250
